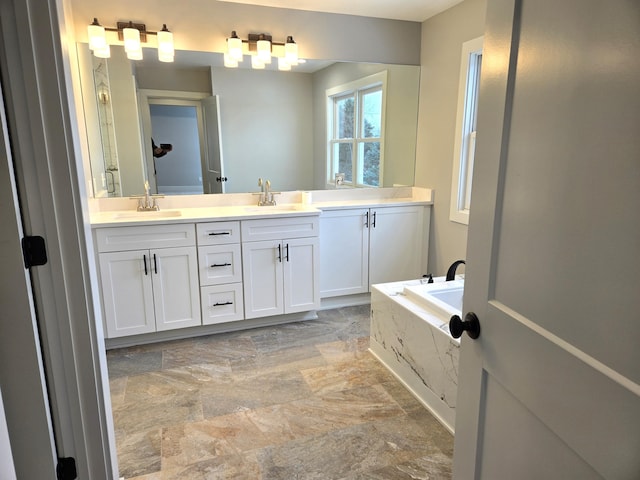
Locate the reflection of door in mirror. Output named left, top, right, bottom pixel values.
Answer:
left=139, top=91, right=225, bottom=195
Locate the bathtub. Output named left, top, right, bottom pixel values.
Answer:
left=369, top=278, right=461, bottom=433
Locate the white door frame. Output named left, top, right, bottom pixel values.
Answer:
left=0, top=0, right=115, bottom=477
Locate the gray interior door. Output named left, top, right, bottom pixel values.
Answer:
left=454, top=0, right=640, bottom=478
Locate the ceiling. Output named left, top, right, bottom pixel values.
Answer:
left=217, top=0, right=464, bottom=22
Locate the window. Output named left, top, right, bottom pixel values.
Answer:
left=327, top=72, right=386, bottom=188
left=450, top=36, right=483, bottom=225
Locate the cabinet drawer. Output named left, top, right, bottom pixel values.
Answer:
left=95, top=224, right=195, bottom=252
left=241, top=216, right=319, bottom=242
left=196, top=221, right=240, bottom=245
left=201, top=283, right=244, bottom=324
left=198, top=244, right=242, bottom=285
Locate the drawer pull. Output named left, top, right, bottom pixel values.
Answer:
left=213, top=301, right=233, bottom=307
left=210, top=263, right=231, bottom=268
left=208, top=232, right=230, bottom=236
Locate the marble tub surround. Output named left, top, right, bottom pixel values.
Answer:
left=370, top=280, right=460, bottom=433
left=108, top=305, right=453, bottom=479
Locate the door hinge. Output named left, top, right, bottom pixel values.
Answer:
left=56, top=457, right=77, bottom=480
left=21, top=235, right=47, bottom=268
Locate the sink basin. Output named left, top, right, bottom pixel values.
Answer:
left=403, top=280, right=464, bottom=318
left=243, top=205, right=302, bottom=213
left=111, top=209, right=182, bottom=220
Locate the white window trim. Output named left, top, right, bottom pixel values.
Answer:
left=326, top=71, right=387, bottom=188
left=450, top=36, right=483, bottom=225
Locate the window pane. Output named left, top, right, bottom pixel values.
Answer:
left=336, top=96, right=354, bottom=139
left=335, top=143, right=353, bottom=182
left=361, top=142, right=380, bottom=187
left=361, top=90, right=382, bottom=138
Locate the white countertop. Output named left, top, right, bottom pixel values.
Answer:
left=89, top=186, right=434, bottom=227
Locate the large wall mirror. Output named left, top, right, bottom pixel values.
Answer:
left=75, top=44, right=420, bottom=197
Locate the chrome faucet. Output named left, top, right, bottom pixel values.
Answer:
left=446, top=259, right=465, bottom=281
left=134, top=181, right=162, bottom=211
left=256, top=178, right=279, bottom=206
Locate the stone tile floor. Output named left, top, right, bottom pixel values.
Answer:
left=107, top=305, right=454, bottom=479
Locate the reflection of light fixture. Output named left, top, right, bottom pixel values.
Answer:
left=251, top=55, right=265, bottom=70
left=278, top=57, right=290, bottom=71
left=86, top=19, right=175, bottom=62
left=225, top=31, right=302, bottom=70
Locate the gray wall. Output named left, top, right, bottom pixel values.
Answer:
left=210, top=67, right=314, bottom=193
left=415, top=0, right=487, bottom=276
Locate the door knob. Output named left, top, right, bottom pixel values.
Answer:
left=449, top=312, right=481, bottom=339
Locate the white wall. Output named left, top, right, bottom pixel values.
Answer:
left=312, top=62, right=420, bottom=189
left=211, top=67, right=314, bottom=193
left=415, top=0, right=487, bottom=275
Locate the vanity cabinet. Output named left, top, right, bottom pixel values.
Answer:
left=96, top=224, right=201, bottom=338
left=319, top=205, right=428, bottom=298
left=241, top=216, right=320, bottom=319
left=196, top=221, right=244, bottom=324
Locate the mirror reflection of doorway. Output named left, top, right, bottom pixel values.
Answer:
left=139, top=91, right=225, bottom=195
left=150, top=103, right=204, bottom=195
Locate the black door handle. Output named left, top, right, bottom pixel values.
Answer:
left=449, top=312, right=481, bottom=339
left=153, top=254, right=158, bottom=274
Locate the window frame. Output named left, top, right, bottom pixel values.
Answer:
left=326, top=71, right=387, bottom=188
left=450, top=36, right=483, bottom=225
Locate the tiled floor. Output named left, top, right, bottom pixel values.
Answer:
left=107, top=305, right=454, bottom=479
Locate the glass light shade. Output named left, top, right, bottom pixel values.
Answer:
left=257, top=37, right=271, bottom=64
left=157, top=26, right=174, bottom=62
left=251, top=55, right=265, bottom=69
left=224, top=53, right=238, bottom=68
left=278, top=57, right=291, bottom=71
left=93, top=44, right=111, bottom=58
left=227, top=31, right=243, bottom=61
left=123, top=26, right=141, bottom=53
left=126, top=47, right=143, bottom=61
left=285, top=36, right=298, bottom=65
left=88, top=20, right=107, bottom=51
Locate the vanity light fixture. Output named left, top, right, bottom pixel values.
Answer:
left=225, top=31, right=301, bottom=70
left=87, top=19, right=175, bottom=62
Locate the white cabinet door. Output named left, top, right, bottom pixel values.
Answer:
left=152, top=246, right=201, bottom=331
left=242, top=240, right=284, bottom=319
left=369, top=206, right=424, bottom=286
left=283, top=237, right=320, bottom=313
left=99, top=250, right=155, bottom=338
left=319, top=209, right=369, bottom=298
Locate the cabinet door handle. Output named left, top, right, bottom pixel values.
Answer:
left=143, top=254, right=148, bottom=275
left=208, top=232, right=230, bottom=236
left=210, top=263, right=231, bottom=268
left=372, top=211, right=377, bottom=228
left=285, top=243, right=290, bottom=262
left=277, top=244, right=282, bottom=262
left=364, top=211, right=369, bottom=228
left=213, top=301, right=233, bottom=307
left=153, top=254, right=158, bottom=274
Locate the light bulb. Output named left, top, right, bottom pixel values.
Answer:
left=87, top=18, right=107, bottom=51
left=157, top=25, right=174, bottom=62
left=285, top=36, right=298, bottom=66
left=227, top=31, right=243, bottom=61
left=257, top=35, right=271, bottom=64
left=123, top=24, right=141, bottom=53
left=93, top=44, right=111, bottom=58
